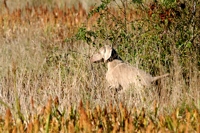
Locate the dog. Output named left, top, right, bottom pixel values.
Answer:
left=91, top=45, right=169, bottom=91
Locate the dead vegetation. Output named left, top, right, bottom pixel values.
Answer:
left=0, top=99, right=199, bottom=132
left=0, top=0, right=199, bottom=132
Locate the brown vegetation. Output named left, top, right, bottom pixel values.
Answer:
left=0, top=0, right=199, bottom=132
left=0, top=99, right=199, bottom=132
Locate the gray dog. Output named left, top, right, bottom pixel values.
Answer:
left=91, top=45, right=169, bottom=91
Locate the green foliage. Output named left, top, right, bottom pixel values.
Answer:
left=88, top=0, right=111, bottom=17
left=132, top=0, right=142, bottom=4
left=161, top=0, right=176, bottom=7
left=75, top=0, right=199, bottom=77
left=75, top=27, right=97, bottom=43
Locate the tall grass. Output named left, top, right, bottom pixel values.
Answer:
left=0, top=0, right=199, bottom=132
left=75, top=0, right=199, bottom=111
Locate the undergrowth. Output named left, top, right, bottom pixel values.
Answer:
left=0, top=0, right=199, bottom=132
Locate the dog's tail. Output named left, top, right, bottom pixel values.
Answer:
left=152, top=73, right=169, bottom=82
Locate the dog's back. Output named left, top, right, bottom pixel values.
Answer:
left=106, top=59, right=154, bottom=90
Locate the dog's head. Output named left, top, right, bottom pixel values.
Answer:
left=90, top=45, right=119, bottom=63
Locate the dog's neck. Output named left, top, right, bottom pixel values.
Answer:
left=106, top=49, right=123, bottom=71
left=107, top=55, right=122, bottom=62
left=107, top=49, right=122, bottom=62
left=107, top=59, right=123, bottom=71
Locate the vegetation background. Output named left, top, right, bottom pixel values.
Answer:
left=0, top=0, right=199, bottom=132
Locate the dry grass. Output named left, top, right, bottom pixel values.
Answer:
left=0, top=0, right=199, bottom=132
left=0, top=99, right=199, bottom=132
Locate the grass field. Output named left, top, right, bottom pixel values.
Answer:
left=0, top=0, right=199, bottom=132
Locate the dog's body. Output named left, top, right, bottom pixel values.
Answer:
left=91, top=45, right=169, bottom=91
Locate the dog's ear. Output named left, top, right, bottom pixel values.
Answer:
left=104, top=45, right=113, bottom=62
